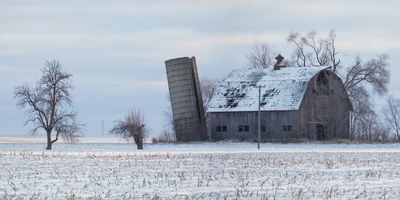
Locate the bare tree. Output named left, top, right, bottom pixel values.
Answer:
left=326, top=31, right=341, bottom=73
left=384, top=96, right=400, bottom=141
left=160, top=93, right=177, bottom=142
left=287, top=30, right=390, bottom=95
left=201, top=77, right=217, bottom=138
left=14, top=60, right=82, bottom=150
left=111, top=110, right=146, bottom=149
left=201, top=77, right=217, bottom=111
left=350, top=100, right=390, bottom=142
left=156, top=104, right=176, bottom=143
left=287, top=30, right=341, bottom=72
left=359, top=104, right=378, bottom=142
left=348, top=85, right=371, bottom=140
left=153, top=128, right=176, bottom=143
left=344, top=55, right=390, bottom=141
left=287, top=32, right=309, bottom=67
left=246, top=42, right=274, bottom=68
left=343, top=54, right=390, bottom=96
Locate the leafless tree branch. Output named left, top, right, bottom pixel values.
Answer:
left=344, top=54, right=390, bottom=95
left=200, top=77, right=217, bottom=137
left=246, top=42, right=274, bottom=68
left=383, top=96, right=400, bottom=141
left=111, top=110, right=146, bottom=149
left=14, top=60, right=82, bottom=150
left=287, top=32, right=308, bottom=67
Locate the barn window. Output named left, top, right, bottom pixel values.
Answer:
left=316, top=72, right=330, bottom=95
left=261, top=126, right=266, bottom=132
left=238, top=125, right=249, bottom=132
left=217, top=126, right=227, bottom=132
left=283, top=125, right=292, bottom=131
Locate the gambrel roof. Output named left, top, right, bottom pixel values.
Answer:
left=208, top=66, right=330, bottom=112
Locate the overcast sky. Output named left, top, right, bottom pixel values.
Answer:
left=1, top=0, right=400, bottom=137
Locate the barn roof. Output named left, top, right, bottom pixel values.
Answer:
left=208, top=66, right=329, bottom=112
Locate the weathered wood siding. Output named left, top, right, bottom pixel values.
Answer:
left=210, top=110, right=302, bottom=141
left=299, top=70, right=352, bottom=139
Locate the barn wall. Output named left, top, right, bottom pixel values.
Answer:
left=210, top=111, right=303, bottom=141
left=299, top=70, right=352, bottom=140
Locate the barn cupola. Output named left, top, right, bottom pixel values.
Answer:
left=273, top=54, right=286, bottom=70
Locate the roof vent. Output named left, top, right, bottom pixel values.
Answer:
left=273, top=54, right=286, bottom=70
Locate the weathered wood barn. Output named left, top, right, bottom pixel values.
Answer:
left=208, top=56, right=353, bottom=142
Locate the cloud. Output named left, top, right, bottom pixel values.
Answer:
left=76, top=79, right=167, bottom=93
left=335, top=31, right=400, bottom=53
left=1, top=0, right=400, bottom=135
left=174, top=32, right=286, bottom=52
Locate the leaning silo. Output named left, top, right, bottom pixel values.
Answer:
left=165, top=57, right=208, bottom=141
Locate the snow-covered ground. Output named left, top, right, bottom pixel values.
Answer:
left=1, top=142, right=400, bottom=199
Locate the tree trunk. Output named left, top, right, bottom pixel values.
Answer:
left=397, top=132, right=400, bottom=142
left=137, top=141, right=143, bottom=150
left=134, top=134, right=144, bottom=150
left=46, top=131, right=52, bottom=150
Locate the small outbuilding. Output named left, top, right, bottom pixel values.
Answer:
left=208, top=55, right=353, bottom=142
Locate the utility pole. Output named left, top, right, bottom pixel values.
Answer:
left=101, top=120, right=104, bottom=136
left=258, top=85, right=262, bottom=150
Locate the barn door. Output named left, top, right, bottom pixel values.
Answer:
left=316, top=124, right=326, bottom=140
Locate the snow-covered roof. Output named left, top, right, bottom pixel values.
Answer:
left=208, top=66, right=329, bottom=112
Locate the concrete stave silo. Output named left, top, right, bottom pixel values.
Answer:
left=165, top=57, right=207, bottom=141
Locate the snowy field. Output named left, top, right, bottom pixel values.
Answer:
left=1, top=141, right=400, bottom=199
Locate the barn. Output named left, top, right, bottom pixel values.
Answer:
left=208, top=55, right=353, bottom=142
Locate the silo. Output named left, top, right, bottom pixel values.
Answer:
left=165, top=57, right=208, bottom=141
